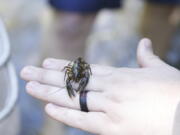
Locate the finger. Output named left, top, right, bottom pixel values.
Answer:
left=20, top=66, right=105, bottom=91
left=137, top=38, right=167, bottom=68
left=45, top=103, right=107, bottom=134
left=26, top=81, right=107, bottom=112
left=42, top=58, right=114, bottom=76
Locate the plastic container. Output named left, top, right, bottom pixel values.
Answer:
left=0, top=20, right=19, bottom=135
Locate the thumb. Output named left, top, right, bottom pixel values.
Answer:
left=137, top=38, right=166, bottom=68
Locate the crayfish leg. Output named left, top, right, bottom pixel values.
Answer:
left=89, top=67, right=92, bottom=75
left=86, top=64, right=92, bottom=75
left=61, top=66, right=71, bottom=72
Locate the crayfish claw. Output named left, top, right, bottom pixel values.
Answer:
left=66, top=78, right=75, bottom=98
left=67, top=88, right=76, bottom=98
left=77, top=76, right=89, bottom=93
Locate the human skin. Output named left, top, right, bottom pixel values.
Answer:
left=20, top=38, right=180, bottom=135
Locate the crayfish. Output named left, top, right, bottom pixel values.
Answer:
left=62, top=57, right=92, bottom=98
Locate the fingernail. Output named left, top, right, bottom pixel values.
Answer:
left=143, top=38, right=152, bottom=50
left=43, top=59, right=54, bottom=68
left=22, top=66, right=34, bottom=75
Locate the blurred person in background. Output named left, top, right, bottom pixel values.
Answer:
left=42, top=0, right=121, bottom=61
left=41, top=0, right=180, bottom=135
left=42, top=0, right=180, bottom=61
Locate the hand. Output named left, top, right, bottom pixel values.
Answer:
left=20, top=38, right=180, bottom=135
